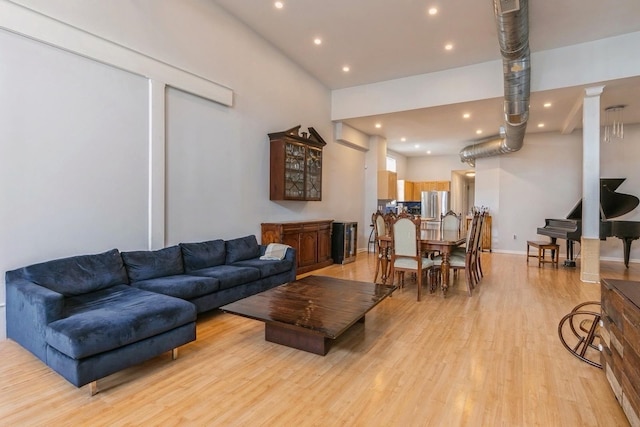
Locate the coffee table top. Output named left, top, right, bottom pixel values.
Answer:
left=220, top=275, right=396, bottom=339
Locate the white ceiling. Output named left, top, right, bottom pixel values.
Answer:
left=213, top=0, right=640, bottom=157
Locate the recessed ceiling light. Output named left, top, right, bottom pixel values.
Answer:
left=375, top=123, right=382, bottom=129
left=414, top=144, right=420, bottom=148
left=543, top=102, right=552, bottom=108
left=466, top=172, right=476, bottom=177
left=428, top=7, right=438, bottom=15
left=313, top=38, right=322, bottom=45
left=426, top=150, right=432, bottom=154
left=444, top=43, right=454, bottom=51
left=274, top=1, right=284, bottom=9
left=538, top=123, right=545, bottom=128
left=342, top=65, right=350, bottom=72
left=476, top=129, right=483, bottom=135
left=463, top=113, right=471, bottom=119
left=401, top=137, right=406, bottom=142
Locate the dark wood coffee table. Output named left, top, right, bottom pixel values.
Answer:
left=220, top=275, right=396, bottom=355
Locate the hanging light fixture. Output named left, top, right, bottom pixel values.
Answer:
left=603, top=105, right=626, bottom=143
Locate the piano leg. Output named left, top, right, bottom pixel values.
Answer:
left=621, top=237, right=638, bottom=268
left=564, top=239, right=576, bottom=268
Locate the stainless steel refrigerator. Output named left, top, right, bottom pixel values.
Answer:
left=421, top=191, right=450, bottom=221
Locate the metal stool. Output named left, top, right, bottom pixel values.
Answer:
left=557, top=301, right=601, bottom=368
left=368, top=223, right=376, bottom=253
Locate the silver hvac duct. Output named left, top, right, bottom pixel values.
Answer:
left=459, top=0, right=530, bottom=167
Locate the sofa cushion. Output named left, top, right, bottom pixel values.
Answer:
left=121, top=246, right=184, bottom=282
left=230, top=258, right=294, bottom=279
left=189, top=265, right=261, bottom=290
left=46, top=285, right=196, bottom=359
left=180, top=239, right=226, bottom=271
left=225, top=235, right=260, bottom=264
left=131, top=274, right=220, bottom=300
left=19, top=249, right=128, bottom=296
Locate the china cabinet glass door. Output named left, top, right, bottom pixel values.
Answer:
left=305, top=147, right=322, bottom=200
left=284, top=142, right=306, bottom=199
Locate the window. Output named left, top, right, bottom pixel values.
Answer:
left=386, top=156, right=396, bottom=172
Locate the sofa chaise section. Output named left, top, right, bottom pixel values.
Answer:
left=6, top=249, right=197, bottom=394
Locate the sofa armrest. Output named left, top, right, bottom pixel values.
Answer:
left=258, top=244, right=297, bottom=279
left=259, top=244, right=296, bottom=260
left=283, top=247, right=297, bottom=279
left=6, top=277, right=65, bottom=362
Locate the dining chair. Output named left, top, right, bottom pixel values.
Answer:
left=441, top=210, right=461, bottom=233
left=372, top=211, right=388, bottom=283
left=473, top=212, right=486, bottom=282
left=433, top=212, right=479, bottom=296
left=452, top=212, right=478, bottom=257
left=436, top=210, right=461, bottom=259
left=389, top=213, right=435, bottom=301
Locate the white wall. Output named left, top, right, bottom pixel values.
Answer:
left=0, top=0, right=366, bottom=339
left=473, top=125, right=640, bottom=261
left=406, top=155, right=462, bottom=182
left=405, top=126, right=640, bottom=264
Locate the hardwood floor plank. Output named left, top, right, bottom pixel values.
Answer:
left=0, top=252, right=635, bottom=426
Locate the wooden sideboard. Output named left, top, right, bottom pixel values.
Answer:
left=600, top=278, right=640, bottom=427
left=261, top=220, right=333, bottom=275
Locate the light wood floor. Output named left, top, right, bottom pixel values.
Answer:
left=1, top=251, right=637, bottom=426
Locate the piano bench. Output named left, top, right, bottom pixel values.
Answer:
left=526, top=240, right=559, bottom=268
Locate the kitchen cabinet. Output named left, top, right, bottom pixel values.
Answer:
left=269, top=125, right=326, bottom=201
left=377, top=170, right=397, bottom=200
left=411, top=181, right=451, bottom=200
left=261, top=220, right=333, bottom=274
left=435, top=181, right=450, bottom=191
left=397, top=180, right=415, bottom=202
left=600, top=278, right=640, bottom=427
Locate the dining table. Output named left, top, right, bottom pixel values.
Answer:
left=377, top=227, right=466, bottom=298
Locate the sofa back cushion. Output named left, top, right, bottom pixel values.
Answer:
left=225, top=235, right=260, bottom=264
left=121, top=246, right=184, bottom=282
left=19, top=249, right=128, bottom=296
left=180, top=239, right=226, bottom=272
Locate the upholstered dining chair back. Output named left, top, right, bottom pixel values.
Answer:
left=389, top=213, right=434, bottom=301
left=441, top=210, right=461, bottom=232
left=465, top=213, right=479, bottom=254
left=373, top=211, right=387, bottom=238
left=392, top=215, right=419, bottom=257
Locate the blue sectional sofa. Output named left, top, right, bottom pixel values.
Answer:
left=5, top=235, right=296, bottom=393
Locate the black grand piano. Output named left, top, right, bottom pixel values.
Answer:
left=537, top=178, right=640, bottom=268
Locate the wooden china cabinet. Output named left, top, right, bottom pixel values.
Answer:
left=268, top=125, right=326, bottom=201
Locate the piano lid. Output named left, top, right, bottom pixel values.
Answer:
left=566, top=178, right=639, bottom=220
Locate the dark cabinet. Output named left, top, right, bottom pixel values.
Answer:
left=600, top=278, right=640, bottom=427
left=261, top=220, right=333, bottom=274
left=268, top=125, right=326, bottom=201
left=332, top=222, right=358, bottom=264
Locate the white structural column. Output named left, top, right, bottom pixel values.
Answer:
left=148, top=79, right=166, bottom=250
left=581, top=85, right=605, bottom=283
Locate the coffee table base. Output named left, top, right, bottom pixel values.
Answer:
left=265, top=316, right=366, bottom=356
